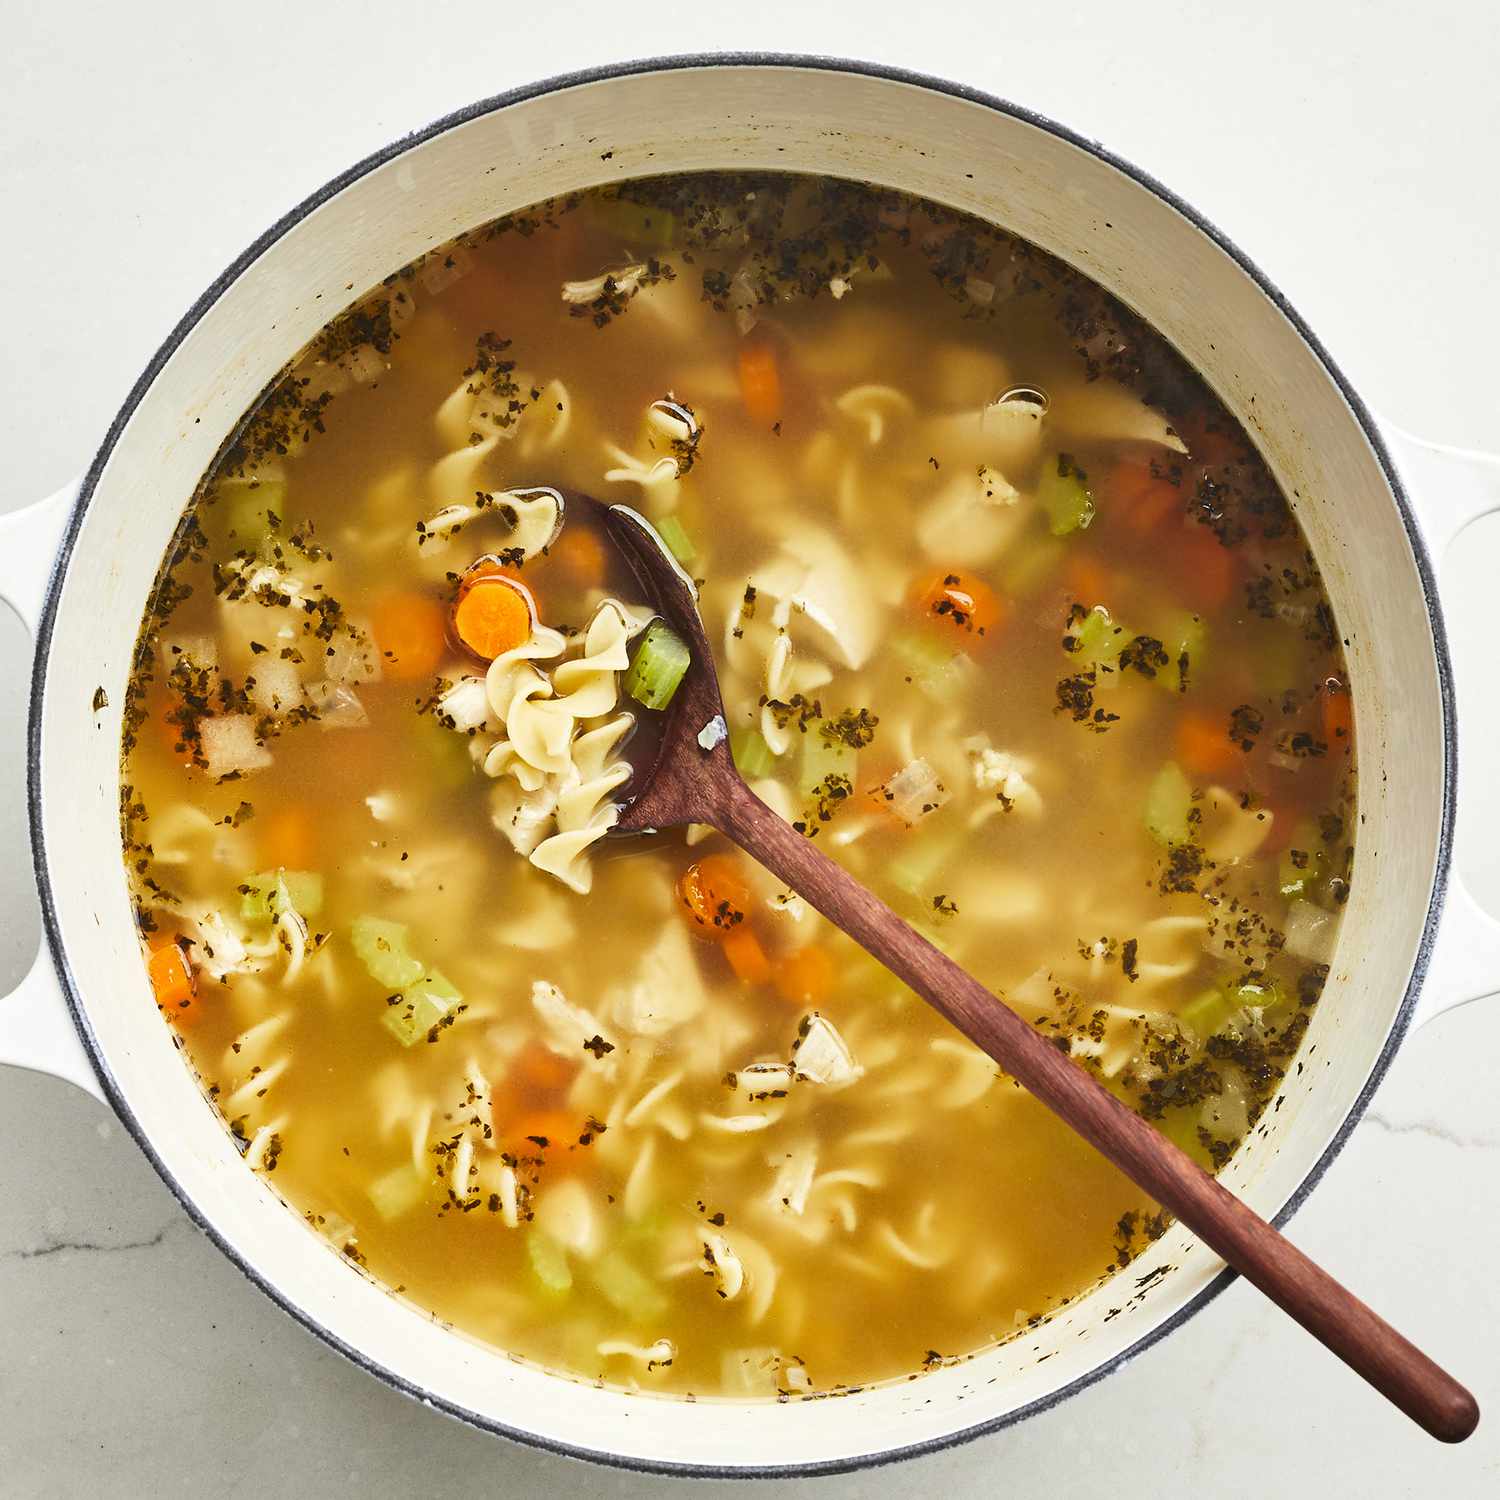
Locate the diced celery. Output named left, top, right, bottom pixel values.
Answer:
left=799, top=734, right=856, bottom=795
left=589, top=1248, right=668, bottom=1320
left=594, top=195, right=678, bottom=248
left=1181, top=977, right=1289, bottom=1042
left=653, top=513, right=697, bottom=566
left=1179, top=985, right=1237, bottom=1040
left=1038, top=455, right=1095, bottom=536
left=368, top=1162, right=426, bottom=1221
left=527, top=1229, right=573, bottom=1295
left=889, top=631, right=977, bottom=702
left=220, top=477, right=288, bottom=544
left=240, top=869, right=324, bottom=924
left=730, top=726, right=777, bottom=779
left=888, top=831, right=957, bottom=898
left=413, top=713, right=476, bottom=790
left=1067, top=605, right=1125, bottom=667
left=382, top=969, right=462, bottom=1048
left=1278, top=822, right=1327, bottom=899
left=351, top=916, right=426, bottom=989
left=1144, top=761, right=1193, bottom=846
left=624, top=621, right=691, bottom=711
left=1236, top=978, right=1292, bottom=1023
left=1156, top=611, right=1207, bottom=694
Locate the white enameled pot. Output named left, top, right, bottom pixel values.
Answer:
left=1, top=55, right=1497, bottom=1478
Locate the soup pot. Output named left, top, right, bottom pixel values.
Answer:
left=2, top=55, right=1497, bottom=1477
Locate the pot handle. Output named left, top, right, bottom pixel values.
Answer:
left=0, top=479, right=104, bottom=1102
left=1381, top=424, right=1500, bottom=1030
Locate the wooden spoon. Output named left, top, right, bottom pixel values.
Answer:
left=575, top=491, right=1478, bottom=1443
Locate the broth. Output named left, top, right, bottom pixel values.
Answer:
left=120, top=174, right=1355, bottom=1399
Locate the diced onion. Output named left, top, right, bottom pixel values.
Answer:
left=1284, top=899, right=1337, bottom=962
left=882, top=758, right=950, bottom=825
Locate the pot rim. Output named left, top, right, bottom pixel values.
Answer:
left=24, top=51, right=1456, bottom=1479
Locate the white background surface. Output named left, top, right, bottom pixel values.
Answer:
left=2, top=2, right=1497, bottom=1495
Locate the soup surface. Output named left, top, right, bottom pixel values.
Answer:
left=121, top=174, right=1355, bottom=1399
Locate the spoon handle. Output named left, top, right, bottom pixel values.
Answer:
left=713, top=772, right=1478, bottom=1443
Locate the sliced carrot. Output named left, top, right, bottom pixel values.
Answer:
left=677, top=855, right=753, bottom=940
left=1322, top=679, right=1354, bottom=749
left=372, top=590, right=447, bottom=680
left=1063, top=555, right=1111, bottom=607
left=913, top=569, right=1003, bottom=639
left=512, top=1039, right=578, bottom=1099
left=551, top=524, right=607, bottom=585
left=774, top=945, right=834, bottom=1007
left=1175, top=711, right=1238, bottom=777
left=260, top=804, right=313, bottom=871
left=453, top=576, right=533, bottom=661
left=505, top=1108, right=579, bottom=1158
left=1111, top=458, right=1182, bottom=533
left=738, top=340, right=783, bottom=427
left=1170, top=524, right=1236, bottom=610
left=722, top=926, right=772, bottom=986
left=148, top=940, right=196, bottom=1018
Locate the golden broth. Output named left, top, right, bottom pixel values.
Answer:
left=120, top=174, right=1354, bottom=1399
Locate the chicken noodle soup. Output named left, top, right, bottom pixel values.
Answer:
left=121, top=174, right=1355, bottom=1398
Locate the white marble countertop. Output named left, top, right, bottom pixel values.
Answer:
left=2, top=3, right=1498, bottom=1495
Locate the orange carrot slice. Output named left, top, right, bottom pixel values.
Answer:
left=452, top=576, right=533, bottom=661
left=372, top=590, right=447, bottom=680
left=1174, top=711, right=1238, bottom=777
left=677, top=855, right=753, bottom=940
left=774, top=945, right=835, bottom=1006
left=738, top=341, right=783, bottom=427
left=913, top=569, right=1003, bottom=639
left=551, top=526, right=607, bottom=585
left=722, top=926, right=772, bottom=985
left=1322, top=680, right=1354, bottom=749
left=149, top=940, right=196, bottom=1018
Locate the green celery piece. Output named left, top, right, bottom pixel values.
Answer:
left=351, top=916, right=426, bottom=990
left=1038, top=455, right=1096, bottom=536
left=888, top=831, right=956, bottom=898
left=653, top=513, right=697, bottom=566
left=589, top=1248, right=668, bottom=1320
left=1067, top=605, right=1126, bottom=667
left=889, top=631, right=976, bottom=702
left=368, top=1162, right=426, bottom=1221
left=220, top=477, right=287, bottom=544
left=1144, top=761, right=1193, bottom=847
left=799, top=734, right=856, bottom=795
left=412, top=712, right=475, bottom=791
left=382, top=969, right=462, bottom=1048
left=1156, top=611, right=1207, bottom=694
left=240, top=869, right=324, bottom=924
left=1179, top=985, right=1237, bottom=1040
left=623, top=621, right=691, bottom=711
left=527, top=1230, right=573, bottom=1295
left=730, top=726, right=777, bottom=779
